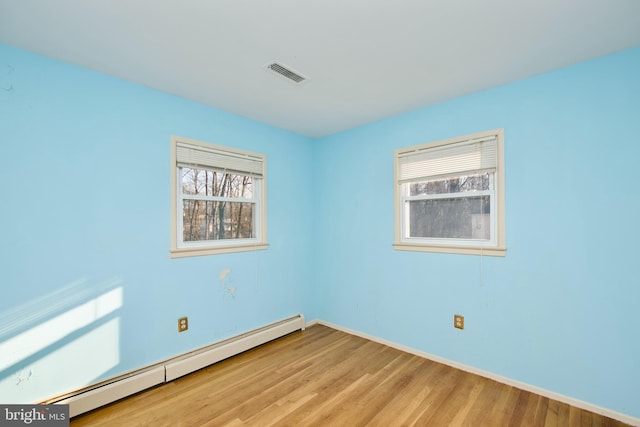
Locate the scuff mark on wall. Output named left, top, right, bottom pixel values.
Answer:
left=15, top=368, right=34, bottom=386
left=219, top=269, right=231, bottom=280
left=220, top=268, right=236, bottom=299
left=2, top=64, right=15, bottom=92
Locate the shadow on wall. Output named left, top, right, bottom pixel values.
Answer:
left=0, top=278, right=123, bottom=404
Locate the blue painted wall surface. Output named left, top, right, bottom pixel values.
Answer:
left=0, top=43, right=316, bottom=403
left=314, top=47, right=640, bottom=418
left=1, top=41, right=639, bottom=419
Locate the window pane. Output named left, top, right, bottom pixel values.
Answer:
left=183, top=200, right=255, bottom=241
left=409, top=173, right=490, bottom=196
left=181, top=168, right=254, bottom=198
left=408, top=196, right=490, bottom=240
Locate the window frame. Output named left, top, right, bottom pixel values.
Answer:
left=170, top=135, right=268, bottom=258
left=393, top=129, right=506, bottom=256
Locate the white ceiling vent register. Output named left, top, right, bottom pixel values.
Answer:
left=265, top=62, right=308, bottom=84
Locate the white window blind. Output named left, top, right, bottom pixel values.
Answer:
left=397, top=136, right=497, bottom=183
left=176, top=142, right=264, bottom=177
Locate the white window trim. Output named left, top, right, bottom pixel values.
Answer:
left=393, top=129, right=506, bottom=257
left=170, top=135, right=268, bottom=258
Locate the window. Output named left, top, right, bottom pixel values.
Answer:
left=394, top=129, right=505, bottom=256
left=170, top=136, right=267, bottom=257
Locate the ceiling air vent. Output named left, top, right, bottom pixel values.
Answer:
left=266, top=62, right=307, bottom=83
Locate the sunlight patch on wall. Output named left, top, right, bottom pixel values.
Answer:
left=1, top=318, right=121, bottom=404
left=0, top=280, right=123, bottom=403
left=0, top=287, right=122, bottom=373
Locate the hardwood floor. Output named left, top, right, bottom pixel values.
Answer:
left=71, top=325, right=631, bottom=427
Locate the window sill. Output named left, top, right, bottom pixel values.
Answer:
left=393, top=243, right=506, bottom=257
left=170, top=243, right=268, bottom=258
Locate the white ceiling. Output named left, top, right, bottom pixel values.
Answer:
left=1, top=1, right=639, bottom=138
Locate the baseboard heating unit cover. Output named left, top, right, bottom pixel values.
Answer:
left=52, top=314, right=305, bottom=418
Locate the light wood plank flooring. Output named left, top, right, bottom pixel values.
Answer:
left=71, top=324, right=630, bottom=426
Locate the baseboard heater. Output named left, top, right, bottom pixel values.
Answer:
left=51, top=314, right=305, bottom=418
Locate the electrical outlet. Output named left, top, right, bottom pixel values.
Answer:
left=178, top=317, right=189, bottom=332
left=454, top=314, right=464, bottom=330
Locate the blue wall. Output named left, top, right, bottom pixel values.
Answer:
left=0, top=43, right=316, bottom=403
left=314, top=47, right=640, bottom=418
left=1, top=42, right=639, bottom=418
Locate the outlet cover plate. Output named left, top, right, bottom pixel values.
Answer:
left=454, top=314, right=464, bottom=330
left=178, top=317, right=189, bottom=332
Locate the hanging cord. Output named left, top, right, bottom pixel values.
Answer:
left=255, top=245, right=261, bottom=292
left=479, top=247, right=484, bottom=287
left=480, top=247, right=490, bottom=309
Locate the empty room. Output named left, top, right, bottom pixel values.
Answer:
left=1, top=1, right=639, bottom=426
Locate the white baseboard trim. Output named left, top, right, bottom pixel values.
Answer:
left=316, top=320, right=640, bottom=427
left=51, top=314, right=305, bottom=418
left=304, top=318, right=320, bottom=328
left=165, top=314, right=305, bottom=381
left=56, top=367, right=165, bottom=418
